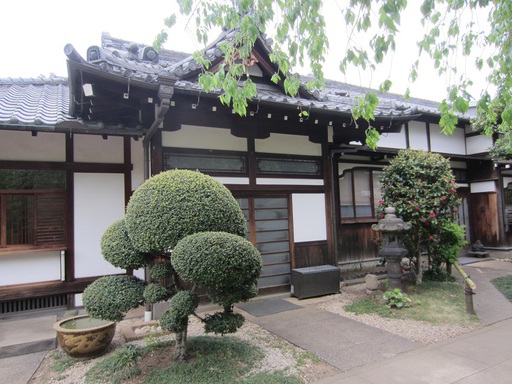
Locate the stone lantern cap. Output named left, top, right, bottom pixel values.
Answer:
left=372, top=207, right=412, bottom=233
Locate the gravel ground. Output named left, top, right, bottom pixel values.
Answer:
left=318, top=283, right=481, bottom=345
left=30, top=309, right=338, bottom=383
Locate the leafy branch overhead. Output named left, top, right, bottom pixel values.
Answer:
left=157, top=0, right=512, bottom=156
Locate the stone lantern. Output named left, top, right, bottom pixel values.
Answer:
left=372, top=207, right=412, bottom=290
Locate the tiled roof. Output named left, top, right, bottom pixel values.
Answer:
left=64, top=32, right=470, bottom=122
left=0, top=77, right=73, bottom=127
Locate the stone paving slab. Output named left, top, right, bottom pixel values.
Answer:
left=316, top=318, right=512, bottom=384
left=0, top=315, right=56, bottom=358
left=244, top=305, right=420, bottom=372
left=0, top=351, right=47, bottom=384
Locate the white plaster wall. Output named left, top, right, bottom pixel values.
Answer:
left=378, top=131, right=407, bottom=149
left=162, top=125, right=247, bottom=151
left=292, top=194, right=327, bottom=242
left=74, top=134, right=124, bottom=163
left=257, top=178, right=324, bottom=186
left=131, top=139, right=145, bottom=190
left=74, top=173, right=125, bottom=278
left=430, top=124, right=466, bottom=154
left=466, top=134, right=493, bottom=155
left=0, top=130, right=65, bottom=161
left=470, top=181, right=496, bottom=193
left=255, top=133, right=322, bottom=156
left=0, top=251, right=61, bottom=285
left=504, top=177, right=512, bottom=189
left=408, top=121, right=429, bottom=150
left=213, top=177, right=250, bottom=185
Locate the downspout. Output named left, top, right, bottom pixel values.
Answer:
left=142, top=79, right=176, bottom=321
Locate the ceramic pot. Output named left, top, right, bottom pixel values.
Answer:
left=53, top=314, right=116, bottom=358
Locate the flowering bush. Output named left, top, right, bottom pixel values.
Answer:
left=378, top=149, right=462, bottom=284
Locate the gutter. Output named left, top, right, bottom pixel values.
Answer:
left=142, top=78, right=176, bottom=321
left=143, top=80, right=176, bottom=179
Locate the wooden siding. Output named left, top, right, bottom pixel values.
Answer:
left=338, top=222, right=380, bottom=262
left=294, top=240, right=329, bottom=268
left=469, top=193, right=500, bottom=246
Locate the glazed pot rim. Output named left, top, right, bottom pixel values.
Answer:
left=53, top=314, right=115, bottom=333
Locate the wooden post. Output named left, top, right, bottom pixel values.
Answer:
left=454, top=263, right=476, bottom=315
left=464, top=280, right=476, bottom=315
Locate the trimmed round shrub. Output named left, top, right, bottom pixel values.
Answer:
left=143, top=283, right=172, bottom=304
left=204, top=312, right=245, bottom=335
left=150, top=262, right=174, bottom=281
left=83, top=275, right=146, bottom=322
left=125, top=170, right=247, bottom=254
left=172, top=232, right=262, bottom=306
left=100, top=219, right=154, bottom=270
left=159, top=291, right=199, bottom=333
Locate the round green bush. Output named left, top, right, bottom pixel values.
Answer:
left=159, top=290, right=199, bottom=333
left=125, top=170, right=247, bottom=254
left=203, top=312, right=245, bottom=335
left=143, top=283, right=172, bottom=304
left=172, top=232, right=262, bottom=306
left=150, top=262, right=174, bottom=281
left=83, top=275, right=146, bottom=322
left=100, top=219, right=154, bottom=270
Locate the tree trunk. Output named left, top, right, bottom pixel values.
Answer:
left=415, top=249, right=423, bottom=285
left=173, top=324, right=188, bottom=361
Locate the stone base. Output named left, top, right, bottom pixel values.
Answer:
left=121, top=320, right=168, bottom=342
left=467, top=251, right=489, bottom=258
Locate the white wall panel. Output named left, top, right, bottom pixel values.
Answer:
left=256, top=133, right=321, bottom=156
left=292, top=194, right=327, bottom=242
left=470, top=181, right=496, bottom=193
left=162, top=125, right=247, bottom=151
left=74, top=135, right=124, bottom=163
left=408, top=121, right=429, bottom=150
left=378, top=131, right=407, bottom=149
left=466, top=134, right=493, bottom=155
left=74, top=173, right=125, bottom=278
left=0, top=251, right=61, bottom=285
left=430, top=124, right=466, bottom=155
left=0, top=131, right=65, bottom=161
left=503, top=177, right=512, bottom=189
left=213, top=177, right=250, bottom=185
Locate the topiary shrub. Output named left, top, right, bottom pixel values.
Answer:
left=85, top=170, right=262, bottom=361
left=83, top=275, right=146, bottom=322
left=124, top=170, right=247, bottom=254
left=203, top=312, right=245, bottom=335
left=160, top=291, right=199, bottom=333
left=100, top=219, right=154, bottom=270
left=172, top=231, right=262, bottom=307
left=143, top=283, right=172, bottom=304
left=150, top=262, right=174, bottom=281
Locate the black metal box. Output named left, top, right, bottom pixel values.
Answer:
left=290, top=265, right=340, bottom=299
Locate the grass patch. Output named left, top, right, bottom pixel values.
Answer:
left=491, top=275, right=512, bottom=302
left=85, top=344, right=143, bottom=384
left=143, top=336, right=287, bottom=384
left=345, top=280, right=479, bottom=326
left=50, top=351, right=78, bottom=380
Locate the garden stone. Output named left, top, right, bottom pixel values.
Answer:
left=366, top=274, right=380, bottom=294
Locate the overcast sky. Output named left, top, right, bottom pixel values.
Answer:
left=0, top=0, right=491, bottom=103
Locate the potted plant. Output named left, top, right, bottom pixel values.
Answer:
left=53, top=314, right=116, bottom=358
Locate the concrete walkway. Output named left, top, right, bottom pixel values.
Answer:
left=1, top=255, right=512, bottom=384
left=313, top=257, right=512, bottom=383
